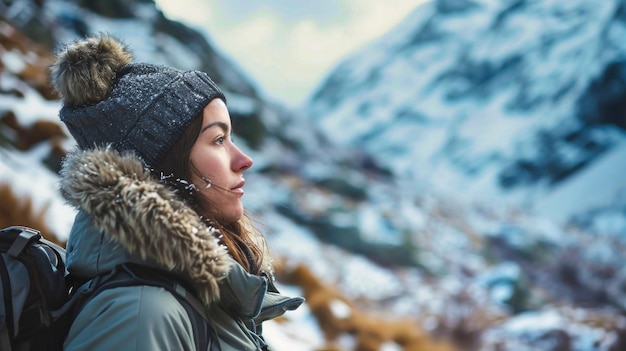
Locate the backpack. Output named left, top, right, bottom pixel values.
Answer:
left=0, top=226, right=67, bottom=351
left=0, top=226, right=212, bottom=351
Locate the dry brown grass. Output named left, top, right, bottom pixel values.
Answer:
left=280, top=263, right=458, bottom=351
left=0, top=183, right=65, bottom=247
left=1, top=111, right=67, bottom=151
left=0, top=19, right=58, bottom=100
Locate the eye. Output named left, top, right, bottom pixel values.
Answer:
left=215, top=136, right=225, bottom=145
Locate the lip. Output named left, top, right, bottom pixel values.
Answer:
left=231, top=180, right=245, bottom=193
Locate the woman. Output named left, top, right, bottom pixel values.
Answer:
left=51, top=34, right=303, bottom=350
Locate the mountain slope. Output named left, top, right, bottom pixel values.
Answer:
left=307, top=0, right=626, bottom=228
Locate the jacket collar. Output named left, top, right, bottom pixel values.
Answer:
left=216, top=259, right=304, bottom=323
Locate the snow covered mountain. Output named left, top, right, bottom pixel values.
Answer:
left=307, top=0, right=626, bottom=229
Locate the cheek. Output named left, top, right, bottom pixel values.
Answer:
left=190, top=148, right=218, bottom=177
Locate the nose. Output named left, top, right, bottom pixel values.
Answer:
left=233, top=145, right=253, bottom=172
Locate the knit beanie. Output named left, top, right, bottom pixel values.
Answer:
left=50, top=34, right=225, bottom=167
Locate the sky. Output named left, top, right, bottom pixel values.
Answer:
left=153, top=0, right=429, bottom=107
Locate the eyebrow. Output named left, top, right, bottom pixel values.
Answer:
left=200, top=121, right=229, bottom=134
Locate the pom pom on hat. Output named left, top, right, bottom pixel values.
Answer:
left=50, top=34, right=133, bottom=107
left=50, top=34, right=226, bottom=167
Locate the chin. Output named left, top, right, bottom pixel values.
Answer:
left=218, top=209, right=244, bottom=224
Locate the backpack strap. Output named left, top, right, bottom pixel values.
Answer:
left=0, top=253, right=14, bottom=351
left=7, top=227, right=40, bottom=258
left=109, top=264, right=209, bottom=321
left=54, top=263, right=213, bottom=350
left=109, top=264, right=212, bottom=350
left=0, top=327, right=11, bottom=351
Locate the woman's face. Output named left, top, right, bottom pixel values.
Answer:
left=189, top=98, right=253, bottom=223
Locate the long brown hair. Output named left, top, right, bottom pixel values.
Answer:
left=154, top=113, right=267, bottom=275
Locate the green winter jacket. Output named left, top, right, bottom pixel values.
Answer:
left=59, top=147, right=303, bottom=351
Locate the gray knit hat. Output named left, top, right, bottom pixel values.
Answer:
left=50, top=34, right=225, bottom=167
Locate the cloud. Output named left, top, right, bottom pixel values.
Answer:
left=154, top=0, right=213, bottom=28
left=154, top=0, right=428, bottom=106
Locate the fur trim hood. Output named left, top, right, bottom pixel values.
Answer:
left=59, top=146, right=231, bottom=305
